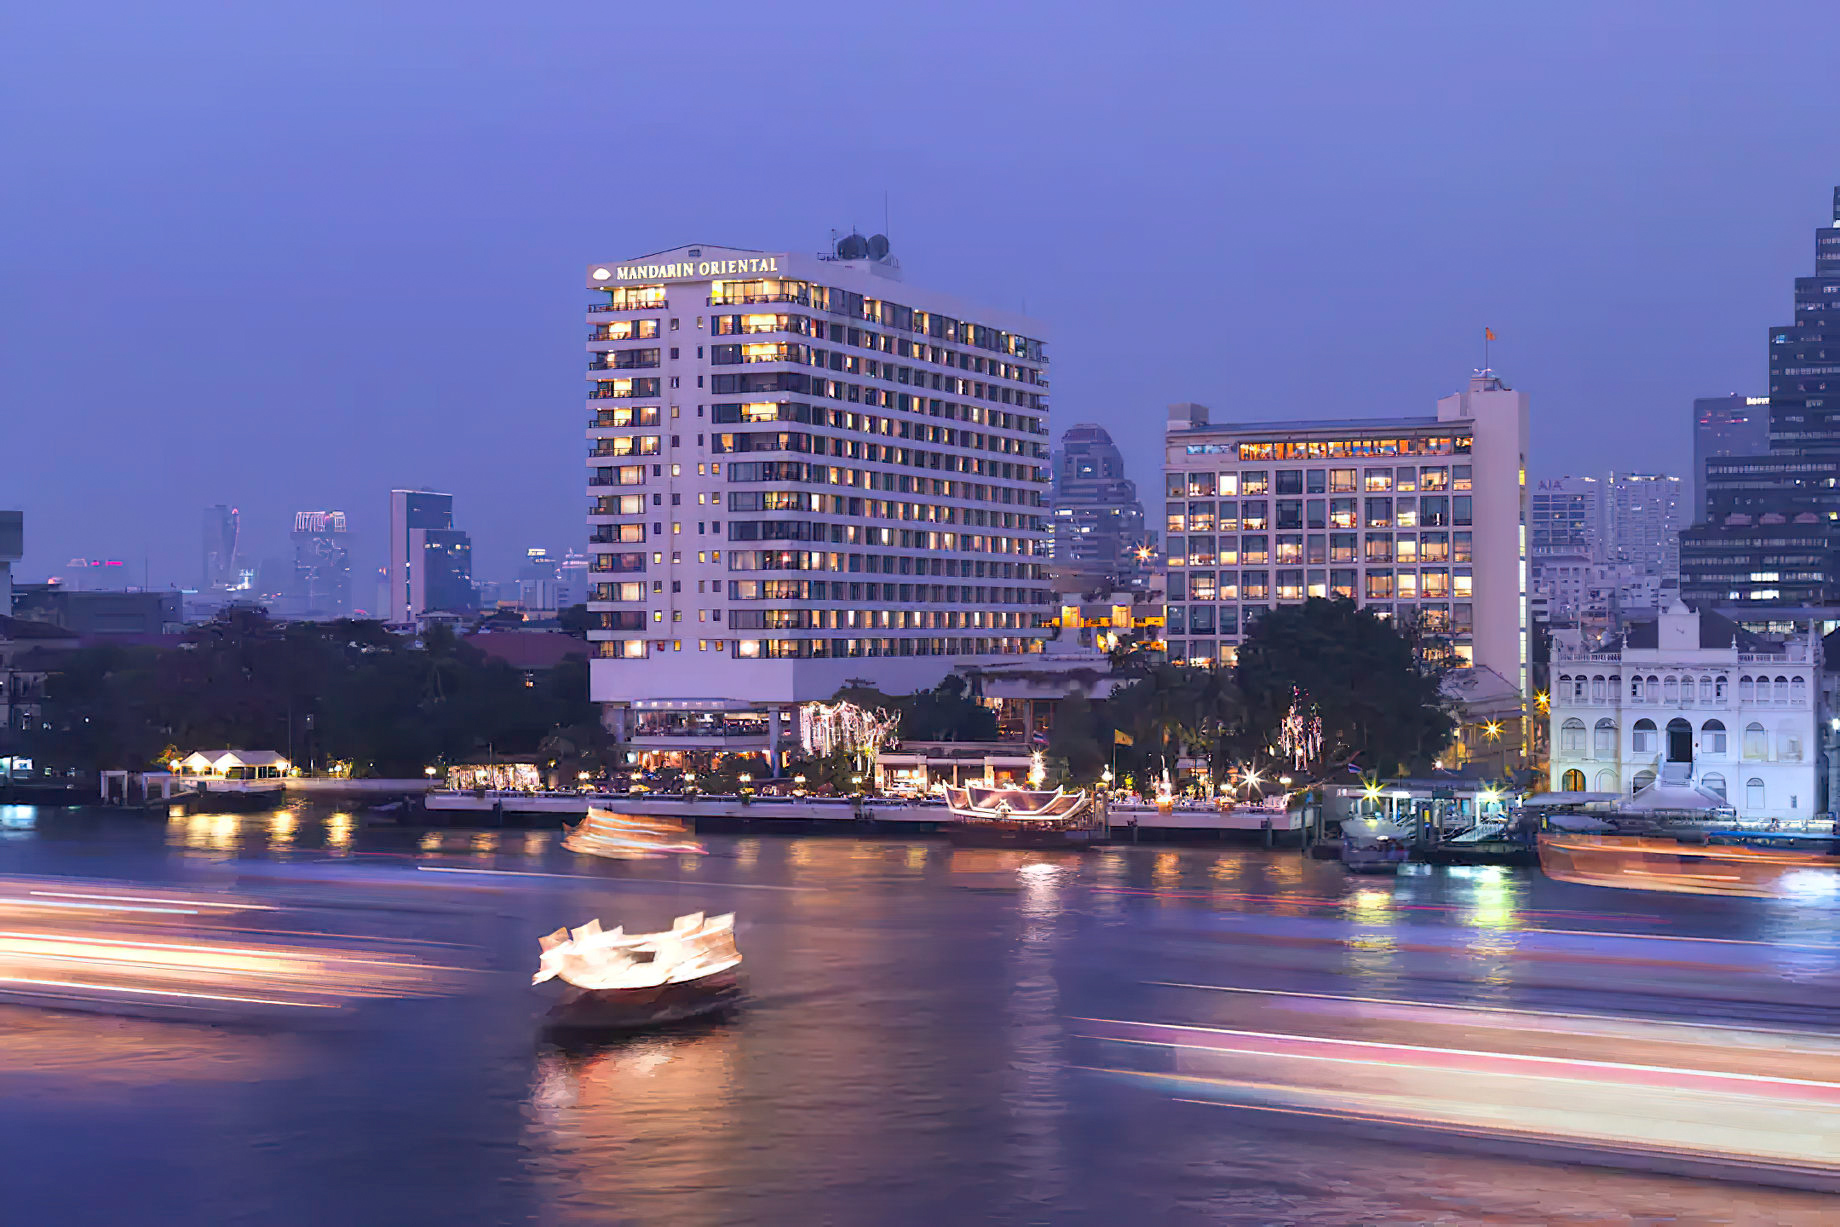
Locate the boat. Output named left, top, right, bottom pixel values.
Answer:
left=562, top=806, right=704, bottom=859
left=534, top=912, right=743, bottom=1030
left=1338, top=818, right=1411, bottom=873
left=940, top=784, right=1104, bottom=848
left=1537, top=833, right=1840, bottom=898
left=1421, top=818, right=1540, bottom=867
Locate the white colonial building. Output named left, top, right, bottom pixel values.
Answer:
left=1548, top=602, right=1822, bottom=821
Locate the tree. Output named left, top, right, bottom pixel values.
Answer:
left=1234, top=598, right=1452, bottom=779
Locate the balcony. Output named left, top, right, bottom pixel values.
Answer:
left=589, top=300, right=666, bottom=313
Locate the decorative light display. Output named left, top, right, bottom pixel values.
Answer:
left=798, top=701, right=900, bottom=760
left=1028, top=750, right=1046, bottom=788
left=1277, top=687, right=1323, bottom=771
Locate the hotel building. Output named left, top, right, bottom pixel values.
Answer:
left=582, top=239, right=1052, bottom=764
left=1161, top=372, right=1529, bottom=693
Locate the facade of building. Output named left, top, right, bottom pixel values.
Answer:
left=517, top=548, right=561, bottom=616
left=1161, top=371, right=1529, bottom=692
left=581, top=239, right=1052, bottom=763
left=10, top=586, right=183, bottom=636
left=1548, top=604, right=1821, bottom=821
left=289, top=510, right=352, bottom=618
left=1604, top=472, right=1684, bottom=583
left=388, top=490, right=473, bottom=621
left=1692, top=394, right=1771, bottom=519
left=1530, top=476, right=1602, bottom=557
left=1049, top=423, right=1147, bottom=590
left=202, top=505, right=240, bottom=592
left=1683, top=187, right=1840, bottom=609
left=0, top=511, right=20, bottom=616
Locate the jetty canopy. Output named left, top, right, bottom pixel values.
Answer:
left=1523, top=791, right=1621, bottom=808
left=178, top=750, right=291, bottom=777
left=1621, top=779, right=1730, bottom=814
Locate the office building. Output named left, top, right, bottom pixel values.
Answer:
left=556, top=548, right=589, bottom=610
left=0, top=511, right=21, bottom=616
left=582, top=237, right=1051, bottom=764
left=1049, top=423, right=1147, bottom=589
left=1682, top=187, right=1840, bottom=609
left=1549, top=603, right=1820, bottom=819
left=1161, top=371, right=1529, bottom=692
left=388, top=490, right=474, bottom=621
left=1692, top=394, right=1770, bottom=519
left=202, top=505, right=240, bottom=591
left=290, top=510, right=352, bottom=618
left=518, top=548, right=562, bottom=616
left=1605, top=472, right=1684, bottom=583
left=1530, top=476, right=1602, bottom=557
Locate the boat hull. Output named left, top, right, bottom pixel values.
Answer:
left=945, top=822, right=1103, bottom=849
left=1538, top=833, right=1839, bottom=897
left=1422, top=840, right=1540, bottom=868
left=543, top=968, right=744, bottom=1031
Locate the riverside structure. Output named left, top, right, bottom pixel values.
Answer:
left=582, top=238, right=1053, bottom=766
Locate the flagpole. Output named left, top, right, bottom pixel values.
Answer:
left=1484, top=327, right=1490, bottom=372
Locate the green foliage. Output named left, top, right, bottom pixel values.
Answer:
left=1045, top=694, right=1107, bottom=785
left=1106, top=662, right=1243, bottom=790
left=1234, top=597, right=1453, bottom=778
left=29, top=610, right=605, bottom=778
left=832, top=674, right=996, bottom=743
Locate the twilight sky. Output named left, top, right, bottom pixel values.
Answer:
left=4, top=2, right=1837, bottom=595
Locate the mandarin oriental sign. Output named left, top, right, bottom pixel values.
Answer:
left=594, top=256, right=782, bottom=283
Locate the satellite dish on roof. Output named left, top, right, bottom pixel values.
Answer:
left=867, top=233, right=890, bottom=260
left=836, top=233, right=869, bottom=260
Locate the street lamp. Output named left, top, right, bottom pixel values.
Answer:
left=423, top=766, right=437, bottom=778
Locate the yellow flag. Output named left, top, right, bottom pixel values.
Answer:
left=1485, top=327, right=1497, bottom=342
left=1113, top=729, right=1135, bottom=747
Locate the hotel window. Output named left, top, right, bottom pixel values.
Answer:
left=1395, top=571, right=1418, bottom=599
left=1217, top=473, right=1239, bottom=496
left=1306, top=499, right=1326, bottom=529
left=1276, top=499, right=1303, bottom=530
left=1187, top=501, right=1215, bottom=532
left=1419, top=495, right=1448, bottom=527
left=1242, top=570, right=1270, bottom=600
left=1166, top=473, right=1185, bottom=497
left=1330, top=569, right=1356, bottom=599
left=1307, top=569, right=1327, bottom=598
left=1166, top=606, right=1186, bottom=634
left=1452, top=571, right=1472, bottom=598
left=1420, top=466, right=1449, bottom=491
left=1276, top=470, right=1303, bottom=495
left=1219, top=605, right=1240, bottom=635
left=1421, top=568, right=1449, bottom=598
left=1364, top=535, right=1392, bottom=563
left=1275, top=535, right=1304, bottom=564
left=1241, top=500, right=1268, bottom=530
left=1217, top=499, right=1239, bottom=531
left=1452, top=532, right=1472, bottom=563
left=1394, top=535, right=1418, bottom=563
left=1364, top=468, right=1393, bottom=492
left=1190, top=605, right=1216, bottom=634
left=1276, top=570, right=1304, bottom=601
left=1394, top=498, right=1418, bottom=528
left=1166, top=502, right=1186, bottom=533
left=1329, top=533, right=1357, bottom=563
left=1190, top=571, right=1217, bottom=601
left=1166, top=571, right=1187, bottom=600
left=1453, top=496, right=1473, bottom=526
left=1328, top=468, right=1357, bottom=493
left=1187, top=536, right=1216, bottom=566
left=1451, top=602, right=1472, bottom=634
left=1242, top=471, right=1269, bottom=496
left=1166, top=536, right=1185, bottom=565
left=1421, top=532, right=1449, bottom=563
left=1217, top=539, right=1239, bottom=566
left=1365, top=570, right=1394, bottom=599
left=1306, top=469, right=1326, bottom=494
left=1217, top=570, right=1239, bottom=600
left=1306, top=535, right=1326, bottom=564
left=1453, top=465, right=1472, bottom=491
left=1241, top=534, right=1268, bottom=565
left=1329, top=498, right=1357, bottom=528
left=1186, top=472, right=1216, bottom=497
left=1394, top=466, right=1417, bottom=493
left=1365, top=497, right=1392, bottom=527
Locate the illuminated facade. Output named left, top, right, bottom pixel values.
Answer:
left=581, top=240, right=1052, bottom=762
left=1161, top=372, right=1529, bottom=694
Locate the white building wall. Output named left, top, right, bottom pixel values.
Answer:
left=1548, top=609, right=1820, bottom=821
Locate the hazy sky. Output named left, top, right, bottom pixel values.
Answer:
left=5, top=2, right=1837, bottom=593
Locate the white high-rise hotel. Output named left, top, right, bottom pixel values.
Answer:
left=583, top=240, right=1052, bottom=763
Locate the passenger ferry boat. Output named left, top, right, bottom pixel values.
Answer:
left=534, top=912, right=743, bottom=1030
left=940, top=784, right=1103, bottom=848
left=1537, top=833, right=1839, bottom=898
left=562, top=807, right=704, bottom=859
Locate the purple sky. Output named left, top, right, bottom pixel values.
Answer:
left=4, top=3, right=1836, bottom=591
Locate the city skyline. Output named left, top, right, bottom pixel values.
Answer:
left=5, top=6, right=1836, bottom=586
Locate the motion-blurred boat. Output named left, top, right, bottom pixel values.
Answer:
left=562, top=807, right=704, bottom=859
left=533, top=912, right=743, bottom=1030
left=940, top=785, right=1103, bottom=848
left=1339, top=817, right=1411, bottom=873
left=1538, top=832, right=1839, bottom=897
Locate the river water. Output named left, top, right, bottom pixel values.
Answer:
left=0, top=804, right=1836, bottom=1225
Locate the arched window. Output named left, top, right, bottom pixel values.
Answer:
left=1571, top=674, right=1587, bottom=702
left=1699, top=676, right=1714, bottom=703
left=1663, top=676, right=1679, bottom=703
left=1630, top=675, right=1644, bottom=701
left=1701, top=772, right=1727, bottom=801
left=1701, top=719, right=1727, bottom=756
left=1559, top=718, right=1586, bottom=754
left=1740, top=676, right=1755, bottom=703
left=1779, top=722, right=1804, bottom=761
left=1715, top=675, right=1728, bottom=701
left=1792, top=676, right=1807, bottom=705
left=1632, top=718, right=1657, bottom=754
left=1593, top=718, right=1617, bottom=757
left=1561, top=768, right=1586, bottom=792
left=1593, top=769, right=1618, bottom=792
left=1775, top=676, right=1790, bottom=703
left=1744, top=722, right=1768, bottom=759
left=1633, top=769, right=1657, bottom=792
left=1591, top=675, right=1607, bottom=703
left=1746, top=778, right=1766, bottom=812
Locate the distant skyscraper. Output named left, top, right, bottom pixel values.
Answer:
left=202, top=505, right=239, bottom=590
left=1605, top=472, right=1685, bottom=581
left=1050, top=423, right=1147, bottom=587
left=556, top=548, right=589, bottom=610
left=1691, top=394, right=1769, bottom=520
left=0, top=510, right=21, bottom=615
left=290, top=510, right=352, bottom=617
left=1529, top=476, right=1602, bottom=556
left=517, top=548, right=561, bottom=614
left=388, top=490, right=473, bottom=621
